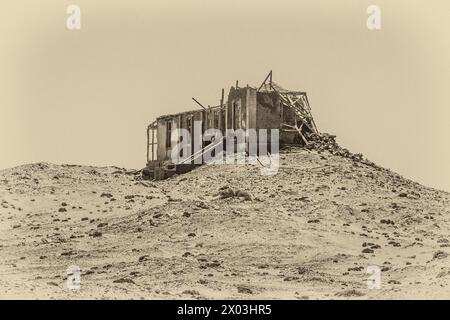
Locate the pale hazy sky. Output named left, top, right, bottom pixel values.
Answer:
left=0, top=0, right=449, bottom=192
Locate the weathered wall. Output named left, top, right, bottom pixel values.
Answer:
left=156, top=110, right=207, bottom=162
left=256, top=92, right=281, bottom=130
left=156, top=118, right=167, bottom=161
left=226, top=86, right=258, bottom=131
left=246, top=88, right=257, bottom=130
left=255, top=92, right=301, bottom=145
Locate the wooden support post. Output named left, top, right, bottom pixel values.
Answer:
left=146, top=125, right=150, bottom=163
left=151, top=127, right=155, bottom=161
left=219, top=88, right=225, bottom=130
left=281, top=123, right=308, bottom=144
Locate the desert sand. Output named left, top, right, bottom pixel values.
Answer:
left=0, top=148, right=449, bottom=299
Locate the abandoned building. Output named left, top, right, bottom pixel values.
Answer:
left=144, top=72, right=319, bottom=179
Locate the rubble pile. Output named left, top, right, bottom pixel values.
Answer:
left=305, top=133, right=374, bottom=165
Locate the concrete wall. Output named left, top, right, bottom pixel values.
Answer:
left=256, top=92, right=281, bottom=130
left=156, top=118, right=167, bottom=161
left=155, top=86, right=302, bottom=163
left=246, top=88, right=257, bottom=131
left=226, top=86, right=258, bottom=131
left=255, top=92, right=301, bottom=145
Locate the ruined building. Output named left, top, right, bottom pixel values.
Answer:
left=144, top=72, right=319, bottom=179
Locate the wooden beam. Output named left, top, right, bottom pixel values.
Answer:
left=151, top=127, right=155, bottom=161
left=281, top=123, right=308, bottom=144
left=257, top=70, right=273, bottom=91
left=192, top=97, right=207, bottom=110
left=146, top=125, right=150, bottom=163
left=220, top=88, right=224, bottom=108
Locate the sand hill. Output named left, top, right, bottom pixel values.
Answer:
left=0, top=148, right=449, bottom=299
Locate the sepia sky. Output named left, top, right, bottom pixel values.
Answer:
left=0, top=0, right=449, bottom=192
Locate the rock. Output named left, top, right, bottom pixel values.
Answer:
left=235, top=190, right=252, bottom=201
left=90, top=230, right=102, bottom=238
left=196, top=201, right=209, bottom=209
left=138, top=181, right=156, bottom=188
left=138, top=255, right=150, bottom=262
left=237, top=286, right=253, bottom=294
left=388, top=241, right=401, bottom=247
left=217, top=187, right=252, bottom=201
left=380, top=219, right=395, bottom=225
left=297, top=266, right=308, bottom=274
left=47, top=281, right=59, bottom=287
left=217, top=187, right=235, bottom=199
left=58, top=208, right=67, bottom=213
left=100, top=193, right=113, bottom=198
left=182, top=289, right=200, bottom=296
left=205, top=261, right=221, bottom=268
left=113, top=278, right=135, bottom=284
left=283, top=276, right=299, bottom=281
left=433, top=251, right=449, bottom=260
left=362, top=248, right=374, bottom=254
left=348, top=266, right=364, bottom=272
left=335, top=289, right=364, bottom=297
left=436, top=271, right=450, bottom=278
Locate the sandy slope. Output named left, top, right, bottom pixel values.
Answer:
left=0, top=150, right=449, bottom=299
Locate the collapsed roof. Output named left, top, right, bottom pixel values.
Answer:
left=257, top=71, right=319, bottom=144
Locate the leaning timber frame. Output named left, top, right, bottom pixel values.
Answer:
left=258, top=70, right=319, bottom=144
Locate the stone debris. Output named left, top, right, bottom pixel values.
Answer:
left=305, top=133, right=370, bottom=164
